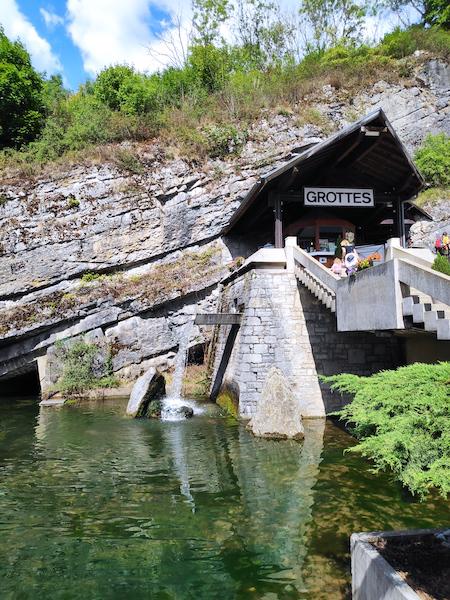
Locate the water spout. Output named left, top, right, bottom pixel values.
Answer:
left=162, top=320, right=204, bottom=421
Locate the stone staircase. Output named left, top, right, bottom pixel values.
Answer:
left=290, top=241, right=450, bottom=339
left=294, top=266, right=336, bottom=312
left=402, top=292, right=450, bottom=340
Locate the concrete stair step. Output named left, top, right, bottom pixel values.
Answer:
left=437, top=319, right=450, bottom=340
left=412, top=302, right=426, bottom=324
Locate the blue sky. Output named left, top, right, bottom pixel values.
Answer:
left=2, top=1, right=413, bottom=90
left=2, top=0, right=185, bottom=89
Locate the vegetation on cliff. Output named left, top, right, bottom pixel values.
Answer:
left=0, top=246, right=224, bottom=337
left=324, top=362, right=450, bottom=500
left=53, top=340, right=118, bottom=398
left=0, top=0, right=449, bottom=174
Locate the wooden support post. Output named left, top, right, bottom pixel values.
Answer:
left=274, top=196, right=283, bottom=249
left=394, top=198, right=406, bottom=248
left=210, top=324, right=240, bottom=401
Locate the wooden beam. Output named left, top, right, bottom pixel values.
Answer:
left=333, top=132, right=364, bottom=167
left=278, top=166, right=299, bottom=192
left=210, top=324, right=240, bottom=401
left=195, top=313, right=242, bottom=326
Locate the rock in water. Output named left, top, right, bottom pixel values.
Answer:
left=248, top=367, right=304, bottom=440
left=126, top=368, right=166, bottom=418
left=163, top=405, right=194, bottom=419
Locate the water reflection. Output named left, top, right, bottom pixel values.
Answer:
left=0, top=399, right=448, bottom=599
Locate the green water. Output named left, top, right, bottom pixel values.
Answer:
left=0, top=398, right=448, bottom=599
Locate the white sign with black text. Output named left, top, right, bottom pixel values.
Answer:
left=304, top=187, right=374, bottom=207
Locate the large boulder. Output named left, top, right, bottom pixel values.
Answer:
left=247, top=367, right=304, bottom=440
left=126, top=368, right=166, bottom=418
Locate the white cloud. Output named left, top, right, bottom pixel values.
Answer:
left=40, top=8, right=65, bottom=29
left=1, top=0, right=62, bottom=73
left=66, top=0, right=169, bottom=75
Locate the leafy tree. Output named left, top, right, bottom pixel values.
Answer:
left=0, top=27, right=46, bottom=148
left=414, top=133, right=450, bottom=187
left=234, top=0, right=295, bottom=67
left=93, top=65, right=137, bottom=111
left=379, top=0, right=449, bottom=28
left=299, top=0, right=369, bottom=51
left=423, top=0, right=450, bottom=28
left=192, top=0, right=232, bottom=46
left=324, top=362, right=450, bottom=499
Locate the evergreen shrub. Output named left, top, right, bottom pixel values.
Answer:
left=323, top=362, right=450, bottom=499
left=432, top=253, right=450, bottom=276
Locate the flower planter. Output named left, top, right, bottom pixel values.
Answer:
left=351, top=528, right=450, bottom=600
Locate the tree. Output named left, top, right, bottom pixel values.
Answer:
left=299, top=0, right=369, bottom=51
left=192, top=0, right=232, bottom=46
left=324, top=362, right=450, bottom=499
left=423, top=0, right=450, bottom=27
left=379, top=0, right=450, bottom=28
left=93, top=65, right=137, bottom=111
left=234, top=0, right=295, bottom=67
left=0, top=27, right=45, bottom=148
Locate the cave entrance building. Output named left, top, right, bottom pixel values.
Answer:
left=224, top=108, right=429, bottom=264
left=202, top=108, right=449, bottom=422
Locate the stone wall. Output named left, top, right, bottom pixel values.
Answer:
left=212, top=267, right=402, bottom=417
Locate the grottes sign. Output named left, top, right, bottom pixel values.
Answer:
left=303, top=187, right=374, bottom=207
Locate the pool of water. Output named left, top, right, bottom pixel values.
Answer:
left=0, top=397, right=448, bottom=599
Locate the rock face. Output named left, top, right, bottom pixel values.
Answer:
left=248, top=367, right=305, bottom=440
left=0, top=58, right=449, bottom=384
left=410, top=196, right=450, bottom=248
left=126, top=367, right=166, bottom=417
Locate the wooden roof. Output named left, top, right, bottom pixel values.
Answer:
left=225, top=109, right=427, bottom=234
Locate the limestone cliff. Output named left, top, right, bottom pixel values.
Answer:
left=0, top=58, right=449, bottom=383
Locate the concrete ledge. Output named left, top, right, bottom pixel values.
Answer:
left=351, top=528, right=448, bottom=600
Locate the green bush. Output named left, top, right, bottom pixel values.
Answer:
left=324, top=362, right=450, bottom=499
left=55, top=340, right=118, bottom=397
left=379, top=28, right=418, bottom=58
left=414, top=133, right=450, bottom=187
left=204, top=123, right=247, bottom=158
left=432, top=253, right=450, bottom=275
left=379, top=26, right=450, bottom=60
left=94, top=65, right=137, bottom=111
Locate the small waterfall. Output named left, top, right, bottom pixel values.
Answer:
left=162, top=320, right=205, bottom=421
left=169, top=321, right=193, bottom=400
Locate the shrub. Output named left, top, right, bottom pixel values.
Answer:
left=55, top=340, right=118, bottom=397
left=415, top=133, right=450, bottom=187
left=432, top=253, right=450, bottom=276
left=94, top=65, right=137, bottom=111
left=324, top=362, right=450, bottom=499
left=204, top=123, right=247, bottom=158
left=379, top=26, right=450, bottom=60
left=379, top=28, right=418, bottom=58
left=112, top=148, right=144, bottom=173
